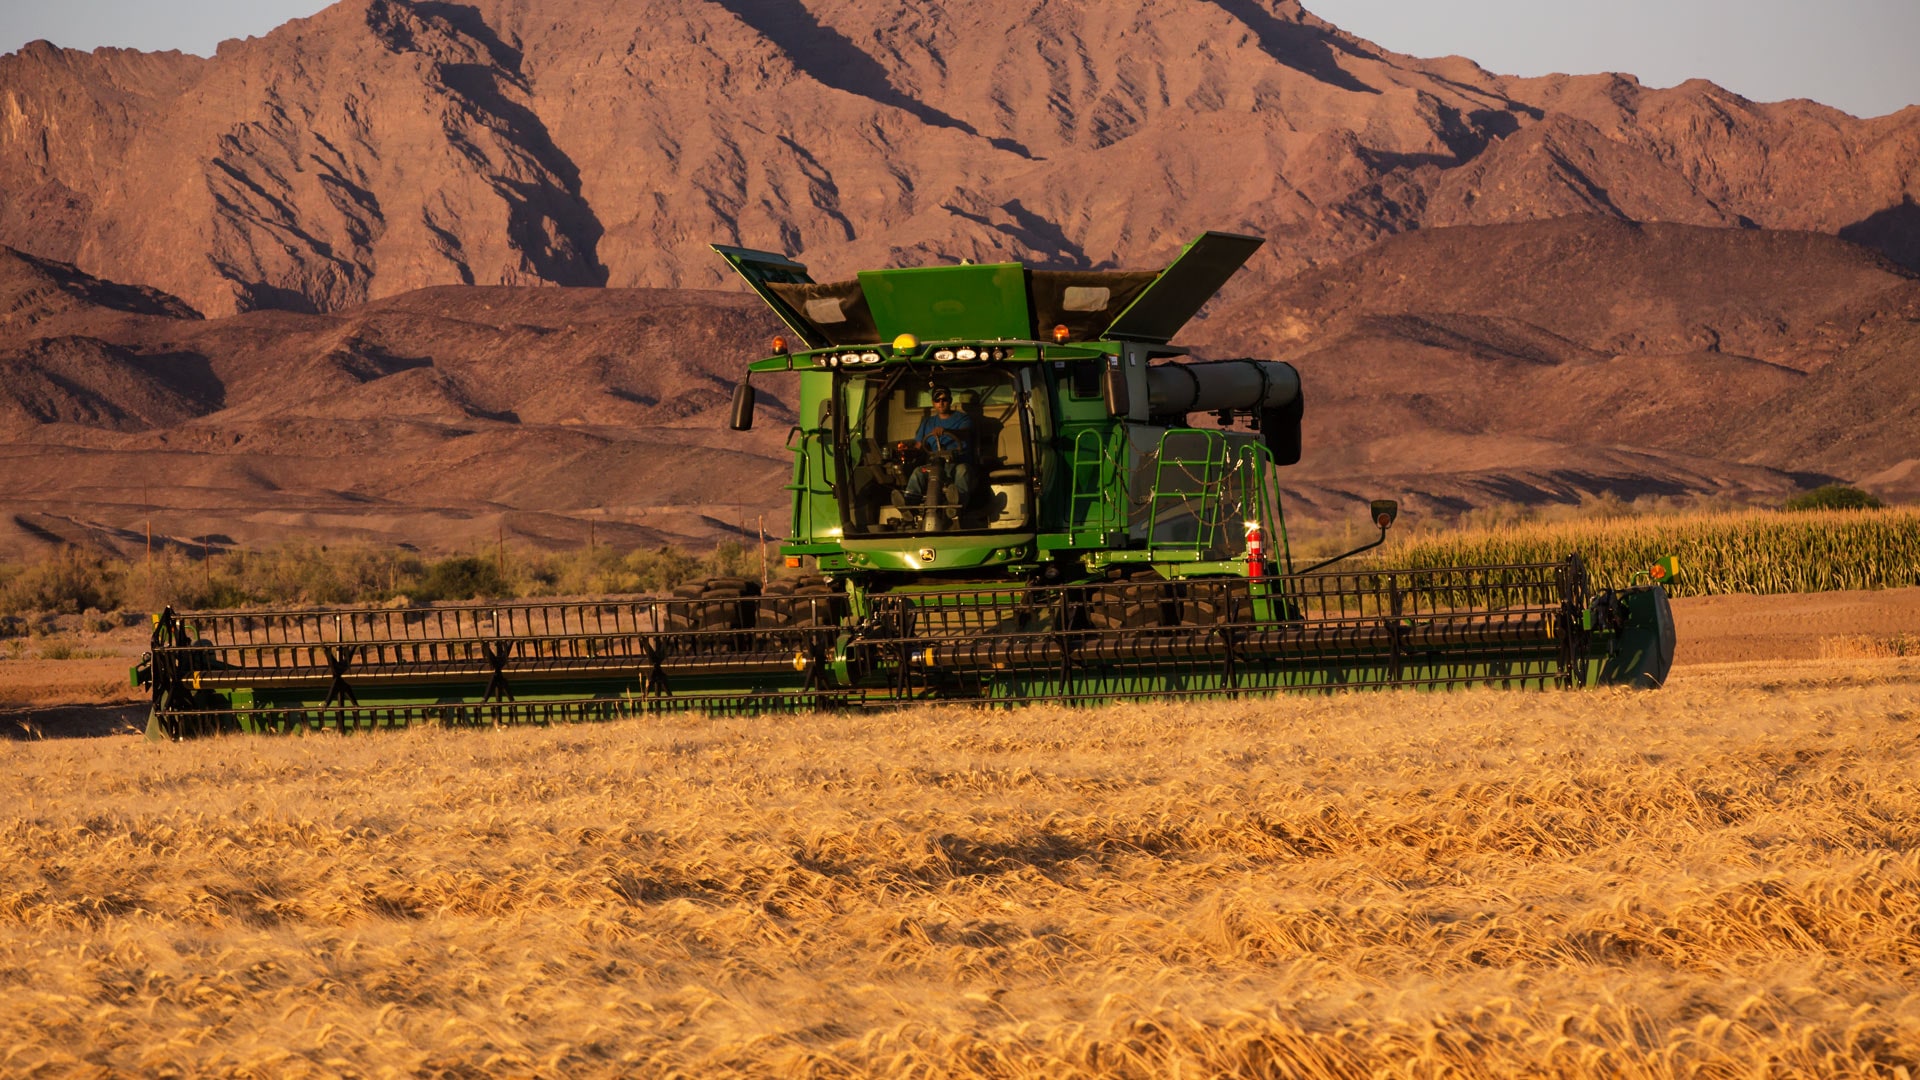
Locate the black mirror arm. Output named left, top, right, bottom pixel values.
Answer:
left=1294, top=525, right=1390, bottom=576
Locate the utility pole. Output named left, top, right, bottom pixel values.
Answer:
left=758, top=514, right=768, bottom=586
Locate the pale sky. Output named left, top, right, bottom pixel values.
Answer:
left=2, top=0, right=1915, bottom=119
left=1309, top=0, right=1920, bottom=118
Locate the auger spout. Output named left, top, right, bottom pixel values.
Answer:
left=1144, top=359, right=1300, bottom=418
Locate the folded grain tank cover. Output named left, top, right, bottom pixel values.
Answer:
left=1028, top=270, right=1160, bottom=341
left=711, top=245, right=829, bottom=347
left=1103, top=232, right=1266, bottom=344
left=766, top=280, right=879, bottom=346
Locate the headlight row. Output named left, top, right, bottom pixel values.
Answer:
left=811, top=351, right=884, bottom=367
left=930, top=346, right=1012, bottom=362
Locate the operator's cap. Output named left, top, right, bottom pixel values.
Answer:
left=931, top=386, right=952, bottom=402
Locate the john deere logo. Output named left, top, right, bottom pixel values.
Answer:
left=918, top=547, right=937, bottom=563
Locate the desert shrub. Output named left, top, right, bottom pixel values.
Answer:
left=564, top=546, right=705, bottom=595
left=1, top=541, right=745, bottom=615
left=116, top=544, right=439, bottom=611
left=500, top=545, right=699, bottom=597
left=128, top=552, right=252, bottom=612
left=1784, top=484, right=1883, bottom=512
left=0, top=547, right=121, bottom=614
left=413, top=555, right=508, bottom=602
left=706, top=540, right=755, bottom=580
left=0, top=536, right=712, bottom=615
left=204, top=543, right=424, bottom=606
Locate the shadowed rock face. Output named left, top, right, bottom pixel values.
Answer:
left=2, top=0, right=1916, bottom=316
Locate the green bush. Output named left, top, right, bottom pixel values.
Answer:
left=0, top=538, right=771, bottom=616
left=1784, top=485, right=1883, bottom=512
left=708, top=540, right=755, bottom=580
left=414, top=556, right=509, bottom=602
left=0, top=548, right=120, bottom=614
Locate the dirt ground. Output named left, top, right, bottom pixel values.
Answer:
left=1667, top=586, right=1920, bottom=663
left=2, top=587, right=1916, bottom=740
left=0, top=622, right=151, bottom=739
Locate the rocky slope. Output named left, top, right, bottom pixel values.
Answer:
left=2, top=0, right=1916, bottom=317
left=1216, top=218, right=1920, bottom=515
left=1, top=216, right=1913, bottom=559
left=0, top=246, right=793, bottom=558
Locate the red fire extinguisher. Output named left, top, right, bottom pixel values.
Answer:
left=1244, top=519, right=1265, bottom=578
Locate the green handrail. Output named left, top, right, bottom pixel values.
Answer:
left=1146, top=429, right=1229, bottom=551
left=1067, top=427, right=1126, bottom=538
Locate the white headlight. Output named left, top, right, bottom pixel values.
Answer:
left=859, top=352, right=881, bottom=364
left=933, top=349, right=955, bottom=362
left=955, top=347, right=978, bottom=360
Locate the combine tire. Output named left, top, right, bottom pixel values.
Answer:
left=1177, top=578, right=1253, bottom=628
left=1085, top=571, right=1179, bottom=630
left=666, top=578, right=761, bottom=645
left=758, top=575, right=844, bottom=631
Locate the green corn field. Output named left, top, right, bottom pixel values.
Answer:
left=1379, top=507, right=1920, bottom=596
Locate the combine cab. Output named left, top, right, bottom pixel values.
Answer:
left=137, top=233, right=1675, bottom=738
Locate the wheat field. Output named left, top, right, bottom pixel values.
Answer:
left=4, top=661, right=1919, bottom=1077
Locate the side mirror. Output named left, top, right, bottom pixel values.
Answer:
left=1101, top=355, right=1131, bottom=416
left=730, top=379, right=755, bottom=431
left=1370, top=499, right=1398, bottom=531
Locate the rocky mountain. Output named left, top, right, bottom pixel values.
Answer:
left=2, top=0, right=1916, bottom=317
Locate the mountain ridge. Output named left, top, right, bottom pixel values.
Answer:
left=3, top=0, right=1915, bottom=316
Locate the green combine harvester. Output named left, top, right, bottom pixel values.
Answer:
left=136, top=232, right=1675, bottom=739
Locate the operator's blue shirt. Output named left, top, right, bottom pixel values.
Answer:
left=914, top=410, right=974, bottom=458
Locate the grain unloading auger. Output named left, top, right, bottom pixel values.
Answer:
left=136, top=232, right=1676, bottom=739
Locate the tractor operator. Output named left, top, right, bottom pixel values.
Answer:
left=901, top=386, right=978, bottom=510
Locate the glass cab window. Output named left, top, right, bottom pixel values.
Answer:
left=838, top=368, right=1034, bottom=535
